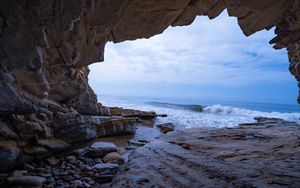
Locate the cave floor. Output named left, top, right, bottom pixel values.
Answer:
left=106, top=119, right=300, bottom=188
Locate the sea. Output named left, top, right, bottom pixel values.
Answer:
left=98, top=95, right=300, bottom=129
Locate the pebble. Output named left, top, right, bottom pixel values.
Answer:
left=103, top=152, right=124, bottom=164
left=4, top=141, right=125, bottom=186
left=46, top=157, right=60, bottom=166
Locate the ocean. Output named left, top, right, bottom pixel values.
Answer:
left=98, top=95, right=300, bottom=129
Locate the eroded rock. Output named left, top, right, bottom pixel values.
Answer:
left=102, top=152, right=124, bottom=164
left=85, top=142, right=118, bottom=158
left=157, top=123, right=175, bottom=134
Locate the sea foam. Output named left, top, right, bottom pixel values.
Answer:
left=98, top=97, right=300, bottom=129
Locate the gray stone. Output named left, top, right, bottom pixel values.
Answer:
left=37, top=138, right=70, bottom=152
left=156, top=123, right=175, bottom=134
left=85, top=142, right=118, bottom=158
left=56, top=124, right=97, bottom=143
left=92, top=163, right=119, bottom=174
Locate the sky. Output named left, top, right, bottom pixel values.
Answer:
left=89, top=11, right=298, bottom=105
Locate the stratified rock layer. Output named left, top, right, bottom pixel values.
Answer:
left=0, top=0, right=299, bottom=116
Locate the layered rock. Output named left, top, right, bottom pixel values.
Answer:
left=0, top=0, right=299, bottom=116
left=0, top=108, right=147, bottom=171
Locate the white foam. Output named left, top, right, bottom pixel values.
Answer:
left=203, top=104, right=300, bottom=123
left=99, top=98, right=300, bottom=129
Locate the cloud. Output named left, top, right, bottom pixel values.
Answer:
left=89, top=11, right=292, bottom=88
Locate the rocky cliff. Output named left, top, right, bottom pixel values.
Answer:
left=0, top=0, right=300, bottom=171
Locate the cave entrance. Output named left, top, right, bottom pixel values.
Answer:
left=89, top=11, right=298, bottom=111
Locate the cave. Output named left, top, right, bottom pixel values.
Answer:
left=0, top=0, right=300, bottom=187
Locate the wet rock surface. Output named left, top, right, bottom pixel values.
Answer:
left=108, top=118, right=300, bottom=188
left=156, top=123, right=175, bottom=134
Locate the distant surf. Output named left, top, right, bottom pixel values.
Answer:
left=98, top=96, right=300, bottom=129
left=146, top=102, right=204, bottom=112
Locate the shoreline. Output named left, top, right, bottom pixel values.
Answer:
left=108, top=117, right=300, bottom=188
left=1, top=111, right=299, bottom=187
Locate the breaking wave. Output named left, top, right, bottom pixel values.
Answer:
left=203, top=104, right=300, bottom=123
left=98, top=96, right=300, bottom=128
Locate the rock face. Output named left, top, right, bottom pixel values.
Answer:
left=109, top=118, right=300, bottom=188
left=0, top=1, right=299, bottom=117
left=0, top=0, right=300, bottom=171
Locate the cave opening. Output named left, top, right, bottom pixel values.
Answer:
left=89, top=11, right=300, bottom=117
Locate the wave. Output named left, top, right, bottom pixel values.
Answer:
left=203, top=104, right=300, bottom=123
left=146, top=102, right=204, bottom=112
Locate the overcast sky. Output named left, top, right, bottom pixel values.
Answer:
left=89, top=11, right=298, bottom=105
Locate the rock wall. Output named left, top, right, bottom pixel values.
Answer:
left=0, top=0, right=299, bottom=115
left=0, top=0, right=300, bottom=171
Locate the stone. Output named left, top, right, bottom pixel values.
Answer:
left=157, top=123, right=175, bottom=134
left=92, top=163, right=119, bottom=174
left=94, top=174, right=115, bottom=183
left=7, top=176, right=46, bottom=188
left=12, top=170, right=27, bottom=177
left=23, top=164, right=35, bottom=172
left=23, top=145, right=48, bottom=156
left=85, top=142, right=118, bottom=158
left=46, top=157, right=60, bottom=166
left=71, top=148, right=86, bottom=156
left=96, top=118, right=137, bottom=137
left=102, top=152, right=124, bottom=164
left=37, top=138, right=70, bottom=152
left=65, top=155, right=76, bottom=162
left=71, top=180, right=84, bottom=188
left=9, top=115, right=53, bottom=140
left=0, top=141, right=20, bottom=171
left=108, top=107, right=157, bottom=119
left=55, top=123, right=97, bottom=143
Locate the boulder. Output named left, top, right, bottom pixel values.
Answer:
left=96, top=118, right=136, bottom=137
left=102, top=152, right=124, bottom=164
left=56, top=124, right=97, bottom=143
left=37, top=138, right=70, bottom=152
left=85, top=142, right=118, bottom=158
left=108, top=107, right=157, bottom=119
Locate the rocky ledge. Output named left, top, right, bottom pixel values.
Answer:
left=108, top=117, right=300, bottom=188
left=0, top=106, right=157, bottom=172
left=1, top=116, right=299, bottom=188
